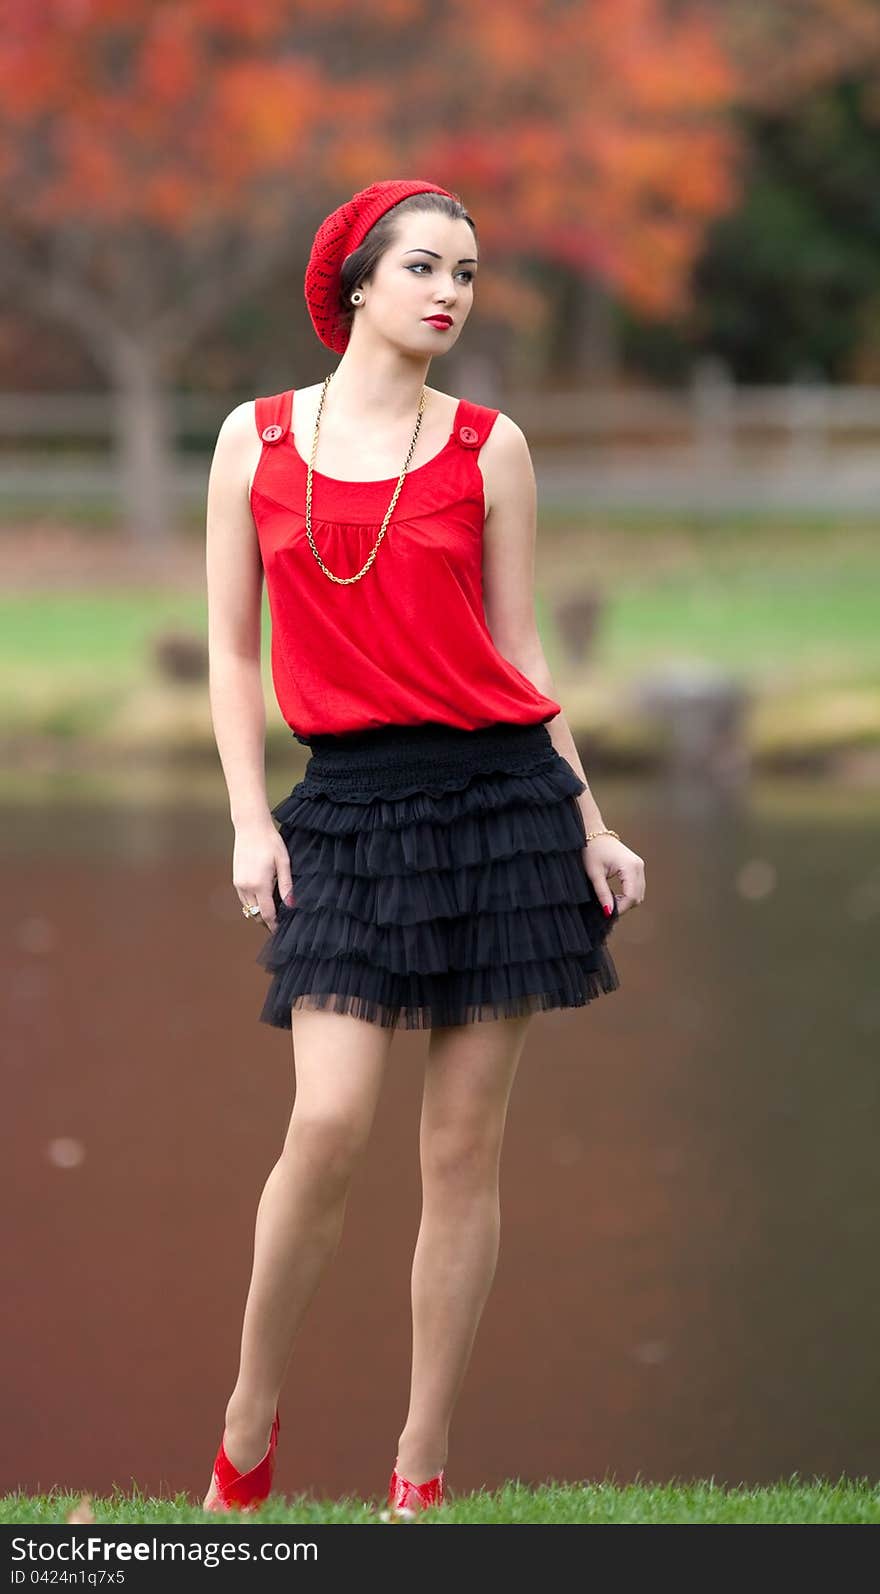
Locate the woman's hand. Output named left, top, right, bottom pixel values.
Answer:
left=233, top=818, right=295, bottom=933
left=582, top=834, right=645, bottom=918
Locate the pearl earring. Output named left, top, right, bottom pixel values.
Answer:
left=350, top=290, right=364, bottom=305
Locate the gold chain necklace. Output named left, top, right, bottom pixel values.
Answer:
left=305, top=371, right=427, bottom=584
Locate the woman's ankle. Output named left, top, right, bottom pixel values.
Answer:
left=224, top=1389, right=279, bottom=1435
left=395, top=1428, right=448, bottom=1483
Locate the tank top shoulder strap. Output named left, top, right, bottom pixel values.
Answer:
left=254, top=388, right=293, bottom=442
left=452, top=397, right=500, bottom=453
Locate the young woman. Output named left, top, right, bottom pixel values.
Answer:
left=202, top=178, right=645, bottom=1516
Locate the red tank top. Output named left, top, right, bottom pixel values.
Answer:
left=249, top=388, right=561, bottom=741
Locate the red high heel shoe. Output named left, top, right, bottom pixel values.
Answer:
left=387, top=1462, right=446, bottom=1514
left=204, top=1408, right=281, bottom=1514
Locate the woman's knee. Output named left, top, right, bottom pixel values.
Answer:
left=284, top=1110, right=371, bottom=1190
left=420, top=1121, right=504, bottom=1189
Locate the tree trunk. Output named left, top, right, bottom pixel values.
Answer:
left=110, top=343, right=174, bottom=545
left=574, top=273, right=619, bottom=386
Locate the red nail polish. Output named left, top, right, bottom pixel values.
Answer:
left=603, top=903, right=612, bottom=916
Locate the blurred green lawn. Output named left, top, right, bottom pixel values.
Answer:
left=1, top=512, right=877, bottom=752
left=1, top=557, right=877, bottom=686
left=0, top=591, right=208, bottom=678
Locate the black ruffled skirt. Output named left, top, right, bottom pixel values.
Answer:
left=256, top=719, right=620, bottom=1031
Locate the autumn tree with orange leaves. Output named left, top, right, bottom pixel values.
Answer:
left=0, top=0, right=741, bottom=539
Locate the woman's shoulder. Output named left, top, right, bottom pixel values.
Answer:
left=216, top=397, right=258, bottom=438
left=435, top=386, right=518, bottom=431
left=427, top=386, right=506, bottom=437
left=426, top=384, right=489, bottom=405
left=215, top=392, right=292, bottom=441
left=453, top=397, right=522, bottom=452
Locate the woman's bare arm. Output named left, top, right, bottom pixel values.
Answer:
left=205, top=403, right=293, bottom=928
left=205, top=401, right=269, bottom=826
left=481, top=412, right=607, bottom=833
left=481, top=413, right=645, bottom=916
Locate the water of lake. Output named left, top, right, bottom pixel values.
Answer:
left=2, top=768, right=878, bottom=1504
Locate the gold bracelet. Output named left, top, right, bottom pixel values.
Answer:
left=584, top=827, right=620, bottom=843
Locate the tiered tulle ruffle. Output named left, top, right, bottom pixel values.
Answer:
left=256, top=722, right=620, bottom=1030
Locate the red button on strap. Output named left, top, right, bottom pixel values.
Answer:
left=261, top=423, right=284, bottom=443
left=458, top=424, right=480, bottom=446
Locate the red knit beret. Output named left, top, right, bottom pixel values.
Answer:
left=304, top=178, right=460, bottom=354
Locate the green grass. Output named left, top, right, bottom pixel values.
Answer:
left=1, top=554, right=878, bottom=686
left=0, top=591, right=208, bottom=672
left=595, top=562, right=880, bottom=686
left=3, top=1476, right=879, bottom=1525
left=1, top=517, right=878, bottom=756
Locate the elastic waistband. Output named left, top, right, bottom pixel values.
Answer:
left=299, top=719, right=555, bottom=791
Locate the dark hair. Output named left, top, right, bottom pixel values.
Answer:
left=337, top=192, right=477, bottom=342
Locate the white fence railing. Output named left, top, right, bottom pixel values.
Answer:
left=3, top=368, right=880, bottom=512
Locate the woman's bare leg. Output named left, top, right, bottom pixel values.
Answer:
left=204, top=1005, right=395, bottom=1502
left=393, top=1013, right=532, bottom=1484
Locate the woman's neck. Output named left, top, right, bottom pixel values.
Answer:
left=323, top=347, right=433, bottom=423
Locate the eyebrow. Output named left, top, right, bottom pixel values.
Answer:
left=403, top=249, right=478, bottom=265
